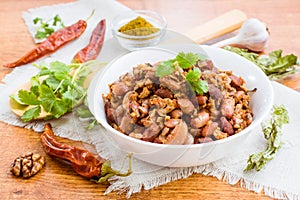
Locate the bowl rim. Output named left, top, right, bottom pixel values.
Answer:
left=92, top=46, right=274, bottom=149
left=111, top=9, right=167, bottom=39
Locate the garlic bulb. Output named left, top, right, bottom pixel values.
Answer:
left=212, top=18, right=269, bottom=52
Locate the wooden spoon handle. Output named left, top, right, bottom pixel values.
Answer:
left=184, top=9, right=247, bottom=43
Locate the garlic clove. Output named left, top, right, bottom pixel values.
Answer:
left=212, top=18, right=269, bottom=52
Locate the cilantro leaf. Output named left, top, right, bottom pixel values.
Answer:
left=18, top=90, right=40, bottom=105
left=33, top=15, right=65, bottom=40
left=53, top=14, right=64, bottom=27
left=21, top=106, right=41, bottom=122
left=87, top=120, right=98, bottom=130
left=62, top=87, right=80, bottom=107
left=45, top=76, right=61, bottom=91
left=50, top=61, right=70, bottom=74
left=14, top=60, right=100, bottom=122
left=30, top=76, right=40, bottom=87
left=35, top=31, right=48, bottom=39
left=30, top=85, right=40, bottom=97
left=51, top=100, right=69, bottom=118
left=191, top=80, right=209, bottom=95
left=37, top=68, right=51, bottom=76
left=155, top=60, right=176, bottom=77
left=186, top=67, right=201, bottom=81
left=155, top=52, right=209, bottom=95
left=39, top=84, right=56, bottom=112
left=33, top=17, right=43, bottom=24
left=75, top=104, right=98, bottom=130
left=10, top=95, right=27, bottom=106
left=185, top=67, right=208, bottom=95
left=39, top=84, right=69, bottom=118
left=176, top=52, right=200, bottom=69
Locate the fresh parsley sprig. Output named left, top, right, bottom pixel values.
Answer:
left=244, top=105, right=289, bottom=171
left=155, top=52, right=209, bottom=95
left=10, top=60, right=99, bottom=122
left=224, top=46, right=299, bottom=80
left=33, top=14, right=65, bottom=39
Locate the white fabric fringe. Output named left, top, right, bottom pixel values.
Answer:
left=1, top=0, right=300, bottom=199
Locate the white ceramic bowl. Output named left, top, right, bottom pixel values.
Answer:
left=88, top=46, right=274, bottom=167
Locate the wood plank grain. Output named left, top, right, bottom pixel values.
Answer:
left=1, top=0, right=299, bottom=199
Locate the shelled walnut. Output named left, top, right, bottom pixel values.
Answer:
left=11, top=152, right=45, bottom=178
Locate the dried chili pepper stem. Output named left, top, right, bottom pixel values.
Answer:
left=3, top=20, right=87, bottom=68
left=93, top=153, right=133, bottom=183
left=40, top=123, right=132, bottom=182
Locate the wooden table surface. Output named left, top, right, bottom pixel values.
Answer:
left=1, top=0, right=299, bottom=199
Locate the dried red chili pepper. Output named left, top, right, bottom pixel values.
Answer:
left=3, top=20, right=87, bottom=68
left=40, top=123, right=132, bottom=183
left=72, top=19, right=106, bottom=63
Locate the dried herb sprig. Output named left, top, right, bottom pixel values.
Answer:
left=244, top=105, right=289, bottom=171
left=224, top=46, right=299, bottom=80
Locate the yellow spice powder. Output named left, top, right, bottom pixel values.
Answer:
left=118, top=16, right=159, bottom=36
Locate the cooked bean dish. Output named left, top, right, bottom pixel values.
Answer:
left=103, top=53, right=254, bottom=145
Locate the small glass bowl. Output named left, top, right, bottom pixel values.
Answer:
left=111, top=10, right=167, bottom=51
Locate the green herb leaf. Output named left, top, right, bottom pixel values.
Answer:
left=35, top=31, right=48, bottom=39
left=76, top=106, right=94, bottom=118
left=244, top=105, right=289, bottom=171
left=30, top=85, right=40, bottom=97
left=21, top=106, right=41, bottom=122
left=62, top=87, right=80, bottom=107
left=86, top=120, right=97, bottom=130
left=224, top=46, right=299, bottom=80
left=33, top=15, right=65, bottom=40
left=45, top=76, right=62, bottom=91
left=176, top=52, right=199, bottom=69
left=155, top=52, right=209, bottom=95
left=14, top=60, right=100, bottom=122
left=51, top=100, right=69, bottom=118
left=75, top=103, right=99, bottom=130
left=185, top=67, right=208, bottom=95
left=186, top=67, right=201, bottom=81
left=39, top=84, right=57, bottom=112
left=10, top=95, right=27, bottom=106
left=190, top=80, right=209, bottom=95
left=155, top=60, right=176, bottom=77
left=49, top=61, right=69, bottom=73
left=18, top=90, right=40, bottom=105
left=53, top=14, right=64, bottom=27
left=33, top=17, right=43, bottom=24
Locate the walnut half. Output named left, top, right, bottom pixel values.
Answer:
left=11, top=152, right=45, bottom=178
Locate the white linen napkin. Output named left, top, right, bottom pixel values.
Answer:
left=1, top=0, right=300, bottom=199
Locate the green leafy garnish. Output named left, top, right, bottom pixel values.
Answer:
left=155, top=52, right=209, bottom=95
left=224, top=46, right=299, bottom=80
left=21, top=106, right=41, bottom=122
left=33, top=14, right=65, bottom=39
left=176, top=52, right=201, bottom=69
left=244, top=105, right=289, bottom=171
left=11, top=60, right=99, bottom=122
left=186, top=67, right=208, bottom=95
left=155, top=60, right=176, bottom=78
left=18, top=90, right=40, bottom=105
left=76, top=98, right=98, bottom=130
